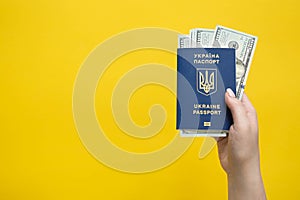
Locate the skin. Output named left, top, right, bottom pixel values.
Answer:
left=217, top=89, right=267, bottom=200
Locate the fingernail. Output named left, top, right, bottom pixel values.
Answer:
left=226, top=88, right=235, bottom=98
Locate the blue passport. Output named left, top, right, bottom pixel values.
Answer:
left=177, top=48, right=236, bottom=134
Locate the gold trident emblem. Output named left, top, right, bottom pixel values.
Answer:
left=199, top=70, right=215, bottom=94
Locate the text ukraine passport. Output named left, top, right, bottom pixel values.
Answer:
left=177, top=48, right=236, bottom=135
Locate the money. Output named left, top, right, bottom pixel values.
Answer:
left=178, top=25, right=257, bottom=99
left=189, top=28, right=214, bottom=48
left=178, top=34, right=190, bottom=48
left=212, top=25, right=257, bottom=99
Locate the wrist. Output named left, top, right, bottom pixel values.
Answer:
left=227, top=159, right=266, bottom=200
left=228, top=156, right=261, bottom=177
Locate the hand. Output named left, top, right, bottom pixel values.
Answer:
left=217, top=88, right=266, bottom=200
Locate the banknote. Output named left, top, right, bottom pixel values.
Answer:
left=212, top=25, right=257, bottom=99
left=178, top=34, right=190, bottom=48
left=189, top=28, right=214, bottom=47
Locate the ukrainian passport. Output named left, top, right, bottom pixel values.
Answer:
left=177, top=48, right=236, bottom=136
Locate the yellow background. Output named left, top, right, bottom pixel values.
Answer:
left=1, top=0, right=300, bottom=199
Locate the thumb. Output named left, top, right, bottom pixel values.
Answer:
left=225, top=88, right=247, bottom=126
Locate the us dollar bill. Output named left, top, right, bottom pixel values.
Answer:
left=178, top=34, right=190, bottom=48
left=189, top=28, right=214, bottom=47
left=212, top=25, right=257, bottom=99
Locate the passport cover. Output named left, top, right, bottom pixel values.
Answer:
left=177, top=48, right=236, bottom=133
